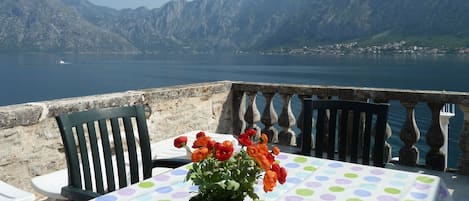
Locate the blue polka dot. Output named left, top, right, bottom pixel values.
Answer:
left=311, top=160, right=324, bottom=166
left=189, top=185, right=199, bottom=191
left=287, top=177, right=302, bottom=184
left=285, top=163, right=301, bottom=168
left=171, top=169, right=188, bottom=175
left=295, top=171, right=312, bottom=178
left=315, top=176, right=329, bottom=181
left=328, top=162, right=343, bottom=168
left=354, top=189, right=372, bottom=197
left=155, top=186, right=173, bottom=194
left=360, top=183, right=378, bottom=190
left=323, top=169, right=336, bottom=175
left=393, top=172, right=408, bottom=179
left=134, top=194, right=152, bottom=201
left=364, top=176, right=381, bottom=182
left=96, top=195, right=117, bottom=201
left=389, top=180, right=406, bottom=187
left=411, top=192, right=428, bottom=199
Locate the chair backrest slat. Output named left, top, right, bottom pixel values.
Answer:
left=110, top=117, right=127, bottom=188
left=327, top=108, right=337, bottom=160
left=135, top=107, right=153, bottom=179
left=338, top=108, right=348, bottom=162
left=75, top=125, right=93, bottom=191
left=350, top=111, right=361, bottom=163
left=86, top=122, right=104, bottom=194
left=123, top=117, right=139, bottom=184
left=301, top=99, right=389, bottom=167
left=98, top=119, right=116, bottom=192
left=362, top=113, right=373, bottom=165
left=315, top=108, right=325, bottom=158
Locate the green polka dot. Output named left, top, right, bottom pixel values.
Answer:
left=416, top=176, right=435, bottom=183
left=384, top=187, right=401, bottom=194
left=294, top=157, right=308, bottom=163
left=304, top=166, right=317, bottom=171
left=138, top=181, right=154, bottom=188
left=329, top=186, right=345, bottom=192
left=347, top=199, right=363, bottom=201
left=344, top=173, right=359, bottom=178
left=296, top=188, right=314, bottom=196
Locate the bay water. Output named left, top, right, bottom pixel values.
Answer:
left=2, top=53, right=468, bottom=167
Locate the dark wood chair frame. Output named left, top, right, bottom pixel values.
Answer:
left=301, top=99, right=389, bottom=167
left=56, top=105, right=189, bottom=200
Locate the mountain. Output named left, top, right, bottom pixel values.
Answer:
left=0, top=0, right=137, bottom=52
left=1, top=0, right=469, bottom=53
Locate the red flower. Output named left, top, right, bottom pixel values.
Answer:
left=196, top=131, right=206, bottom=138
left=245, top=128, right=257, bottom=136
left=173, top=136, right=188, bottom=148
left=278, top=167, right=287, bottom=184
left=265, top=152, right=275, bottom=164
left=238, top=133, right=252, bottom=146
left=271, top=164, right=287, bottom=184
left=214, top=140, right=234, bottom=161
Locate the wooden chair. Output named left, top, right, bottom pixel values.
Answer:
left=300, top=99, right=389, bottom=167
left=56, top=105, right=189, bottom=200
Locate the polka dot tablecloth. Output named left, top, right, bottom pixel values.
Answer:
left=92, top=153, right=452, bottom=201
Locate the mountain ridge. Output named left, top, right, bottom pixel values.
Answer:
left=1, top=0, right=468, bottom=53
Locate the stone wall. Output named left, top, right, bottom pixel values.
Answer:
left=0, top=81, right=233, bottom=198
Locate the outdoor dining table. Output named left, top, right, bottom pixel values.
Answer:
left=92, top=150, right=452, bottom=201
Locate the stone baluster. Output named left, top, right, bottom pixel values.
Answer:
left=459, top=104, right=469, bottom=175
left=399, top=101, right=420, bottom=166
left=278, top=93, right=296, bottom=146
left=261, top=92, right=278, bottom=143
left=296, top=95, right=312, bottom=148
left=375, top=99, right=393, bottom=163
left=244, top=91, right=261, bottom=138
left=425, top=102, right=445, bottom=171
left=232, top=91, right=246, bottom=136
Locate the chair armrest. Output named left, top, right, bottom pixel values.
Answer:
left=152, top=158, right=191, bottom=169
left=61, top=186, right=101, bottom=201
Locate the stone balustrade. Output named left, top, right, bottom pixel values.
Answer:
left=231, top=81, right=469, bottom=173
left=2, top=80, right=469, bottom=197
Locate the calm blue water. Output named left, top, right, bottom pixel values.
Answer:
left=1, top=53, right=468, bottom=167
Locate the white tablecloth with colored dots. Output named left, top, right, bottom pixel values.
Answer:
left=92, top=151, right=451, bottom=201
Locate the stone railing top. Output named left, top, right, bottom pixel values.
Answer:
left=0, top=81, right=232, bottom=129
left=231, top=81, right=469, bottom=104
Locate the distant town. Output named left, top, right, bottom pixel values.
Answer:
left=259, top=41, right=469, bottom=56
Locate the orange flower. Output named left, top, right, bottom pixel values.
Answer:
left=192, top=135, right=212, bottom=148
left=254, top=153, right=271, bottom=171
left=259, top=133, right=268, bottom=144
left=191, top=147, right=209, bottom=162
left=257, top=143, right=269, bottom=155
left=263, top=170, right=278, bottom=192
left=272, top=146, right=280, bottom=155
left=246, top=145, right=258, bottom=157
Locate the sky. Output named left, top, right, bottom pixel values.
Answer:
left=88, top=0, right=172, bottom=9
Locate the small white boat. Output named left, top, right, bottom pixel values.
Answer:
left=58, top=60, right=69, bottom=65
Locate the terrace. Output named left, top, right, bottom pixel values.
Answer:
left=1, top=81, right=469, bottom=200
